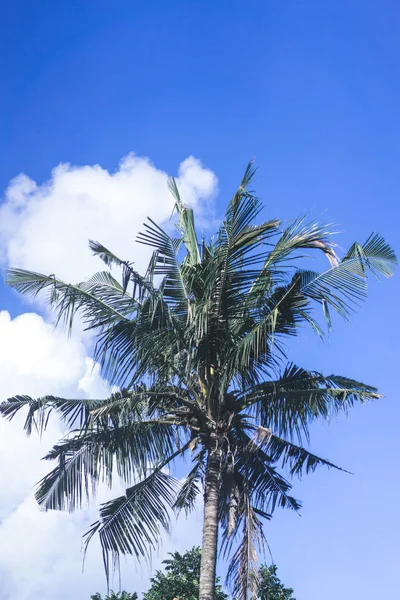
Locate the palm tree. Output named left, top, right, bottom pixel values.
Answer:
left=0, top=165, right=396, bottom=600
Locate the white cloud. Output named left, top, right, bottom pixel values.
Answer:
left=0, top=154, right=218, bottom=283
left=0, top=311, right=89, bottom=397
left=0, top=310, right=108, bottom=516
left=0, top=154, right=215, bottom=600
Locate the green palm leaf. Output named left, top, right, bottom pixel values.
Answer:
left=6, top=269, right=134, bottom=333
left=35, top=420, right=180, bottom=511
left=0, top=394, right=110, bottom=435
left=84, top=455, right=186, bottom=579
left=259, top=430, right=350, bottom=477
left=173, top=452, right=204, bottom=515
left=168, top=178, right=201, bottom=267
left=241, top=363, right=380, bottom=442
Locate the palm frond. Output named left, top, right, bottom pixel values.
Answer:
left=6, top=268, right=135, bottom=334
left=89, top=240, right=136, bottom=293
left=300, top=232, right=397, bottom=317
left=257, top=429, right=350, bottom=477
left=173, top=449, right=204, bottom=515
left=168, top=178, right=201, bottom=266
left=84, top=459, right=184, bottom=581
left=88, top=240, right=129, bottom=269
left=137, top=218, right=191, bottom=310
left=343, top=233, right=397, bottom=279
left=256, top=216, right=338, bottom=276
left=0, top=394, right=110, bottom=436
left=241, top=363, right=380, bottom=443
left=35, top=419, right=180, bottom=511
left=93, top=310, right=186, bottom=387
left=224, top=502, right=265, bottom=600
left=223, top=430, right=301, bottom=518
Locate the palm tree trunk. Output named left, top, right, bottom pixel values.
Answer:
left=199, top=439, right=222, bottom=600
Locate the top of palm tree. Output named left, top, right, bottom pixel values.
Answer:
left=7, top=163, right=395, bottom=387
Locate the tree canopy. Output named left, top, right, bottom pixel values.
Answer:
left=143, top=547, right=227, bottom=600
left=1, top=164, right=396, bottom=600
left=91, top=548, right=294, bottom=600
left=91, top=592, right=138, bottom=600
left=258, top=565, right=295, bottom=600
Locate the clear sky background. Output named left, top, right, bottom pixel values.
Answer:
left=0, top=1, right=399, bottom=599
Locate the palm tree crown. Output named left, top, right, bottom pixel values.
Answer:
left=0, top=164, right=396, bottom=600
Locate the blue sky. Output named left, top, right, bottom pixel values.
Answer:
left=0, top=1, right=399, bottom=599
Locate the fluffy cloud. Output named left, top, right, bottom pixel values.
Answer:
left=0, top=154, right=215, bottom=600
left=0, top=154, right=218, bottom=282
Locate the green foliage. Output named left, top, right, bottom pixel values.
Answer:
left=91, top=549, right=294, bottom=600
left=1, top=164, right=396, bottom=600
left=91, top=592, right=138, bottom=600
left=143, top=547, right=227, bottom=600
left=257, top=565, right=295, bottom=600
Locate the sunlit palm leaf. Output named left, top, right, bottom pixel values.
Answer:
left=168, top=178, right=201, bottom=267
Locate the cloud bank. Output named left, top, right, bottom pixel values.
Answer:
left=0, top=154, right=218, bottom=282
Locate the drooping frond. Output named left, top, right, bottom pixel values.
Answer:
left=257, top=429, right=349, bottom=477
left=240, top=363, right=380, bottom=443
left=173, top=448, right=205, bottom=515
left=219, top=430, right=278, bottom=600
left=218, top=428, right=300, bottom=543
left=84, top=456, right=185, bottom=579
left=255, top=216, right=338, bottom=276
left=237, top=443, right=301, bottom=515
left=35, top=420, right=180, bottom=511
left=224, top=501, right=265, bottom=600
left=298, top=232, right=396, bottom=318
